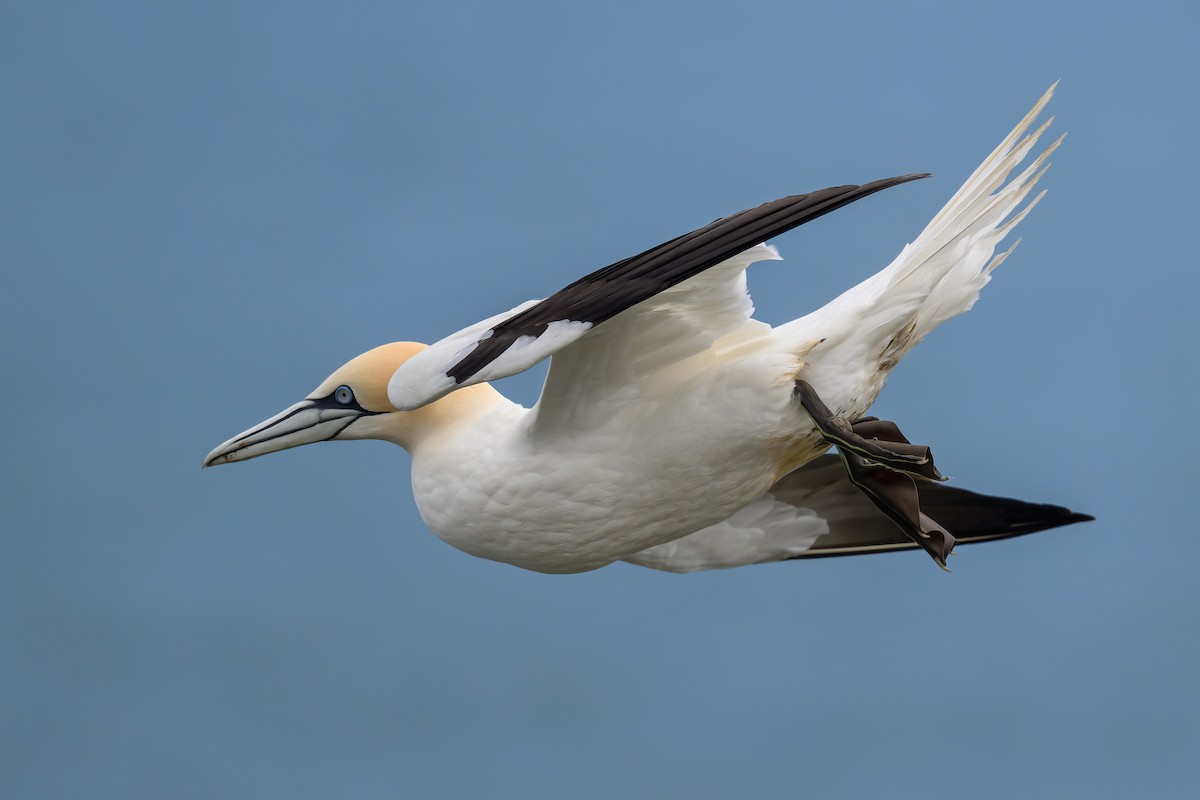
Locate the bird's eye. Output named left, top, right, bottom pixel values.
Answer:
left=334, top=385, right=355, bottom=405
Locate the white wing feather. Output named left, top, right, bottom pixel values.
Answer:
left=776, top=83, right=1062, bottom=417
left=388, top=299, right=544, bottom=410
left=393, top=85, right=1059, bottom=437
left=530, top=244, right=781, bottom=433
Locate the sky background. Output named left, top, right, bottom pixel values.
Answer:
left=2, top=1, right=1197, bottom=797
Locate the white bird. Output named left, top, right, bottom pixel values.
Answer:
left=205, top=85, right=1090, bottom=573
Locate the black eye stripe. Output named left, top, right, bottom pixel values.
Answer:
left=310, top=386, right=381, bottom=416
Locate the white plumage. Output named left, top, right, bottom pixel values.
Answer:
left=205, top=85, right=1090, bottom=574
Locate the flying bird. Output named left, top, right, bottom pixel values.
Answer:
left=205, top=85, right=1091, bottom=573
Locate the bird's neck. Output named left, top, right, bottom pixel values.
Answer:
left=347, top=382, right=509, bottom=453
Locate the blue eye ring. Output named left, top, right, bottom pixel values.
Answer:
left=334, top=385, right=355, bottom=405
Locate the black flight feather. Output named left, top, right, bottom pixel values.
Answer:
left=448, top=174, right=930, bottom=384
left=783, top=456, right=1094, bottom=560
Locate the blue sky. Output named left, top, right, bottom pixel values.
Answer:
left=2, top=1, right=1197, bottom=797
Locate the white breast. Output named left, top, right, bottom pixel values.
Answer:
left=408, top=355, right=815, bottom=573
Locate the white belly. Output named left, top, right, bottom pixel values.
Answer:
left=409, top=373, right=823, bottom=573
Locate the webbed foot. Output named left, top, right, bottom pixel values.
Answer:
left=795, top=380, right=956, bottom=569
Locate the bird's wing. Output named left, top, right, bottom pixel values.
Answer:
left=774, top=84, right=1062, bottom=416
left=624, top=455, right=1093, bottom=572
left=387, top=176, right=927, bottom=411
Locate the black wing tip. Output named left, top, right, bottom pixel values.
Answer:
left=992, top=508, right=1094, bottom=537
left=935, top=497, right=1095, bottom=541
left=777, top=173, right=930, bottom=206
left=866, top=172, right=932, bottom=190
left=782, top=501, right=1093, bottom=563
left=786, top=172, right=932, bottom=215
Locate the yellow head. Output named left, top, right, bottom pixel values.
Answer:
left=203, top=342, right=501, bottom=467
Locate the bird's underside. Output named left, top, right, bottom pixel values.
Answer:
left=206, top=84, right=1092, bottom=573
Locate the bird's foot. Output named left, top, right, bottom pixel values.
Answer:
left=794, top=380, right=956, bottom=570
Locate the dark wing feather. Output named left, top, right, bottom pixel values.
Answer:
left=781, top=455, right=1094, bottom=561
left=447, top=174, right=929, bottom=384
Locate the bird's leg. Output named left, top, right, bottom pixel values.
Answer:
left=794, top=380, right=956, bottom=570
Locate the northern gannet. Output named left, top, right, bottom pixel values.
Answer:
left=205, top=86, right=1091, bottom=573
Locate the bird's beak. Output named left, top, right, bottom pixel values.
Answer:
left=203, top=400, right=364, bottom=468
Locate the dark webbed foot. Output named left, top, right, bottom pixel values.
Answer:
left=795, top=380, right=956, bottom=570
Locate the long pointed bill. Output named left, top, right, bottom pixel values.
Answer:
left=203, top=401, right=363, bottom=467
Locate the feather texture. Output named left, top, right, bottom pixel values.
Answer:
left=776, top=83, right=1062, bottom=417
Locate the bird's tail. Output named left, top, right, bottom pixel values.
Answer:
left=624, top=455, right=1092, bottom=573
left=777, top=84, right=1062, bottom=414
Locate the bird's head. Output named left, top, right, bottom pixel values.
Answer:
left=203, top=341, right=498, bottom=467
